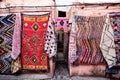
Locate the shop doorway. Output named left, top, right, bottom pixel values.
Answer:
left=55, top=11, right=69, bottom=63
left=54, top=11, right=69, bottom=78
left=56, top=29, right=69, bottom=62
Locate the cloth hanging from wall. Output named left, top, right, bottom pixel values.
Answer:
left=55, top=18, right=69, bottom=32
left=10, top=13, right=22, bottom=74
left=21, top=13, right=49, bottom=70
left=44, top=19, right=57, bottom=58
left=100, top=14, right=117, bottom=68
left=110, top=13, right=120, bottom=64
left=69, top=16, right=77, bottom=63
left=11, top=13, right=21, bottom=60
left=69, top=15, right=106, bottom=64
left=0, top=14, right=16, bottom=74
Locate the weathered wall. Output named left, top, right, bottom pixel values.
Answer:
left=0, top=0, right=54, bottom=7
left=1, top=1, right=119, bottom=19
left=69, top=64, right=106, bottom=76
left=68, top=4, right=120, bottom=22
left=0, top=0, right=57, bottom=18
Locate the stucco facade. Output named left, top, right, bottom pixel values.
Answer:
left=0, top=0, right=57, bottom=18
left=0, top=0, right=120, bottom=78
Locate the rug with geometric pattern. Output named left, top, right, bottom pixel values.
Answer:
left=0, top=14, right=16, bottom=74
left=21, top=14, right=49, bottom=70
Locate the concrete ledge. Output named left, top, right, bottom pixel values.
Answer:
left=69, top=64, right=106, bottom=77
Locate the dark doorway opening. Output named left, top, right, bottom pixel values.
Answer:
left=55, top=11, right=69, bottom=63
left=53, top=10, right=69, bottom=79
left=58, top=11, right=66, bottom=17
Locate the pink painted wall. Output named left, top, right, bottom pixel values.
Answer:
left=0, top=0, right=57, bottom=18
left=1, top=0, right=54, bottom=6
left=69, top=64, right=106, bottom=76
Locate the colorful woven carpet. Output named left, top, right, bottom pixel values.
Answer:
left=21, top=14, right=49, bottom=70
left=110, top=14, right=120, bottom=64
left=69, top=15, right=106, bottom=65
left=44, top=20, right=57, bottom=58
left=69, top=16, right=77, bottom=63
left=55, top=18, right=69, bottom=32
left=11, top=13, right=21, bottom=60
left=0, top=14, right=16, bottom=74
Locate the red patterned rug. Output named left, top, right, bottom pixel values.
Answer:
left=21, top=14, right=49, bottom=70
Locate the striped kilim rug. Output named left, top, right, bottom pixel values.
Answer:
left=69, top=15, right=106, bottom=65
left=21, top=14, right=49, bottom=70
left=76, top=16, right=106, bottom=64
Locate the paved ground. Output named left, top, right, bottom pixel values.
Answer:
left=46, top=62, right=111, bottom=80
left=0, top=62, right=116, bottom=80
